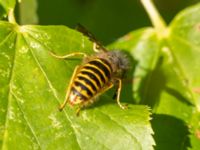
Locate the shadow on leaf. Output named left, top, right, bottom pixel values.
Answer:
left=151, top=114, right=191, bottom=150
left=138, top=55, right=193, bottom=109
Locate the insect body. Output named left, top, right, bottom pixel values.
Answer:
left=51, top=25, right=129, bottom=115
left=70, top=57, right=112, bottom=105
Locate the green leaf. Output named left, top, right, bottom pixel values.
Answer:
left=0, top=22, right=154, bottom=150
left=110, top=2, right=200, bottom=149
left=169, top=2, right=200, bottom=109
left=18, top=0, right=38, bottom=24
left=110, top=27, right=193, bottom=150
left=168, top=3, right=200, bottom=149
left=0, top=0, right=16, bottom=17
left=0, top=4, right=6, bottom=19
left=151, top=114, right=190, bottom=150
left=188, top=112, right=200, bottom=150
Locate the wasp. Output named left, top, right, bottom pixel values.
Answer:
left=51, top=24, right=130, bottom=115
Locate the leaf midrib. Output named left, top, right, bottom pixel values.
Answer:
left=1, top=31, right=17, bottom=150
left=21, top=32, right=82, bottom=149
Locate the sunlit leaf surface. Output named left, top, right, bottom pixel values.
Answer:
left=0, top=22, right=154, bottom=150
left=110, top=3, right=200, bottom=150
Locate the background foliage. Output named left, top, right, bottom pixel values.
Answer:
left=17, top=0, right=199, bottom=44
left=0, top=0, right=200, bottom=150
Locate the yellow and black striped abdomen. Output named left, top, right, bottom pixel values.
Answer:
left=69, top=58, right=112, bottom=105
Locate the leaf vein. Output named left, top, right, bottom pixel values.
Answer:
left=0, top=30, right=14, bottom=47
left=170, top=34, right=200, bottom=51
left=1, top=32, right=17, bottom=150
left=11, top=91, right=42, bottom=150
left=97, top=109, right=142, bottom=150
left=21, top=33, right=81, bottom=149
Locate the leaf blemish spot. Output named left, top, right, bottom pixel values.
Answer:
left=120, top=34, right=132, bottom=41
left=196, top=23, right=200, bottom=31
left=0, top=68, right=10, bottom=78
left=81, top=111, right=90, bottom=121
left=82, top=36, right=85, bottom=48
left=8, top=107, right=15, bottom=121
left=195, top=130, right=200, bottom=139
left=48, top=113, right=62, bottom=129
left=193, top=87, right=200, bottom=94
left=19, top=46, right=29, bottom=54
left=9, top=43, right=14, bottom=49
left=0, top=52, right=10, bottom=60
left=30, top=42, right=40, bottom=49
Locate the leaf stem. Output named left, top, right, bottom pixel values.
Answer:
left=141, top=0, right=167, bottom=37
left=8, top=8, right=17, bottom=24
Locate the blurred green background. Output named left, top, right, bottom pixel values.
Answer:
left=17, top=0, right=199, bottom=44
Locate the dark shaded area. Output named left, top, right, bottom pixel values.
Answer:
left=36, top=0, right=198, bottom=44
left=138, top=55, right=166, bottom=108
left=151, top=114, right=191, bottom=150
left=138, top=54, right=193, bottom=109
left=154, top=0, right=199, bottom=24
left=165, top=86, right=193, bottom=106
left=37, top=0, right=149, bottom=44
left=0, top=5, right=6, bottom=19
left=119, top=50, right=137, bottom=103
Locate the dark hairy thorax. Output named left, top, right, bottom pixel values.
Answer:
left=92, top=50, right=130, bottom=79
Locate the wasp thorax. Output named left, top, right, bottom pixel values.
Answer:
left=96, top=50, right=130, bottom=78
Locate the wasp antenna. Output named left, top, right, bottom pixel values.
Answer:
left=76, top=23, right=96, bottom=41
left=76, top=24, right=86, bottom=34
left=76, top=23, right=107, bottom=52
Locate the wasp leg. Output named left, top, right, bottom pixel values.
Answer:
left=115, top=78, right=127, bottom=109
left=93, top=43, right=102, bottom=53
left=59, top=66, right=80, bottom=111
left=93, top=43, right=107, bottom=53
left=93, top=83, right=114, bottom=98
left=50, top=51, right=87, bottom=59
left=76, top=107, right=81, bottom=116
left=93, top=43, right=99, bottom=52
left=101, top=83, right=114, bottom=93
left=112, top=89, right=117, bottom=100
